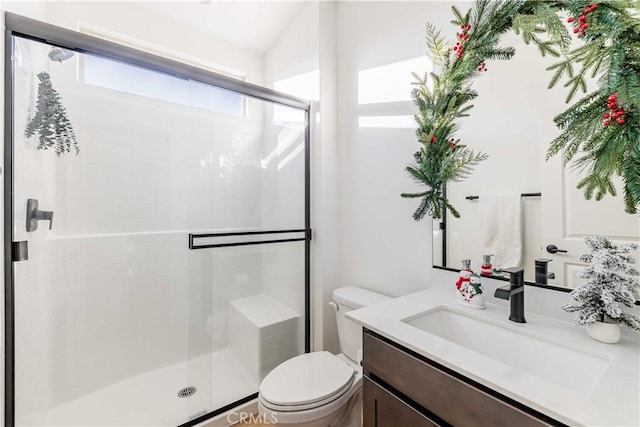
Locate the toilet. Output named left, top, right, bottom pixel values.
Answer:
left=257, top=286, right=390, bottom=427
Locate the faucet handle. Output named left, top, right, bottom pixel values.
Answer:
left=503, top=268, right=525, bottom=287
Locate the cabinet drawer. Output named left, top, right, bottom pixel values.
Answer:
left=363, top=332, right=552, bottom=427
left=363, top=377, right=438, bottom=427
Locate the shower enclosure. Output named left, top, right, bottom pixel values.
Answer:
left=4, top=13, right=310, bottom=427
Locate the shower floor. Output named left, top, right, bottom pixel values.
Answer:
left=17, top=349, right=258, bottom=427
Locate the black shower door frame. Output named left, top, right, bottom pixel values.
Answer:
left=3, top=12, right=311, bottom=427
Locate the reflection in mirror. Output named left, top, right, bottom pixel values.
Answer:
left=431, top=32, right=640, bottom=291
left=433, top=159, right=640, bottom=289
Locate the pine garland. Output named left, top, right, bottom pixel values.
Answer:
left=405, top=0, right=640, bottom=220
left=402, top=1, right=519, bottom=220
left=25, top=71, right=79, bottom=156
left=562, top=235, right=640, bottom=331
left=544, top=1, right=640, bottom=215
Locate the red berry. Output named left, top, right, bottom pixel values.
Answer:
left=567, top=17, right=574, bottom=23
left=603, top=121, right=611, bottom=126
left=573, top=28, right=579, bottom=33
left=454, top=46, right=458, bottom=51
left=603, top=113, right=610, bottom=119
left=579, top=14, right=586, bottom=21
left=581, top=23, right=588, bottom=29
left=592, top=4, right=598, bottom=10
left=460, top=25, right=465, bottom=29
left=431, top=137, right=436, bottom=143
left=467, top=25, right=471, bottom=30
left=618, top=119, right=626, bottom=125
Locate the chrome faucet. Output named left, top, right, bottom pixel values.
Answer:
left=494, top=268, right=526, bottom=323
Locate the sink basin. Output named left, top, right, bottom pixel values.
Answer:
left=403, top=307, right=610, bottom=393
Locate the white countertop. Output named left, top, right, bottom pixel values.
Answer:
left=347, top=288, right=640, bottom=426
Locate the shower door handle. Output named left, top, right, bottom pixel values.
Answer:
left=26, top=199, right=54, bottom=232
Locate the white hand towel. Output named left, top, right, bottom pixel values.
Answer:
left=480, top=194, right=522, bottom=269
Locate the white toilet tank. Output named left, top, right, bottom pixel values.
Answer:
left=332, top=286, right=390, bottom=363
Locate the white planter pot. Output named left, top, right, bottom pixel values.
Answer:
left=586, top=321, right=621, bottom=344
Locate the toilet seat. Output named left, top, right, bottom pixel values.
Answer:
left=259, top=351, right=356, bottom=411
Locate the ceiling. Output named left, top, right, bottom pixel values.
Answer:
left=141, top=1, right=307, bottom=54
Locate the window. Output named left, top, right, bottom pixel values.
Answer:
left=83, top=54, right=244, bottom=117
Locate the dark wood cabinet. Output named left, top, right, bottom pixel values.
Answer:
left=362, top=330, right=562, bottom=427
left=363, top=377, right=438, bottom=427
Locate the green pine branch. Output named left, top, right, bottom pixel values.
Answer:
left=404, top=1, right=529, bottom=220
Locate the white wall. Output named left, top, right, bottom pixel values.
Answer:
left=264, top=2, right=319, bottom=90
left=336, top=1, right=447, bottom=300
left=44, top=1, right=264, bottom=85
left=314, top=1, right=340, bottom=353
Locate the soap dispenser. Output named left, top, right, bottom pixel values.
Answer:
left=455, top=259, right=486, bottom=309
left=481, top=254, right=493, bottom=276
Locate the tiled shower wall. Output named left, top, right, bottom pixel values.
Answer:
left=13, top=37, right=305, bottom=419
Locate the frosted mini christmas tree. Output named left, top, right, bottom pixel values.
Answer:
left=562, top=235, right=640, bottom=333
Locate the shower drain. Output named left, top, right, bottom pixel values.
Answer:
left=177, top=386, right=197, bottom=398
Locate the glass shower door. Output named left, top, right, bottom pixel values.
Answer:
left=185, top=83, right=308, bottom=420
left=10, top=36, right=192, bottom=426
left=7, top=22, right=309, bottom=427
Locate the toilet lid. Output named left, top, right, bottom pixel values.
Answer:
left=260, top=352, right=355, bottom=407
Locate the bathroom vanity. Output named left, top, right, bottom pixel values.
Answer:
left=349, top=289, right=640, bottom=427
left=362, top=331, right=557, bottom=426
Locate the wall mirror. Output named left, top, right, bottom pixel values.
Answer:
left=430, top=32, right=640, bottom=291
